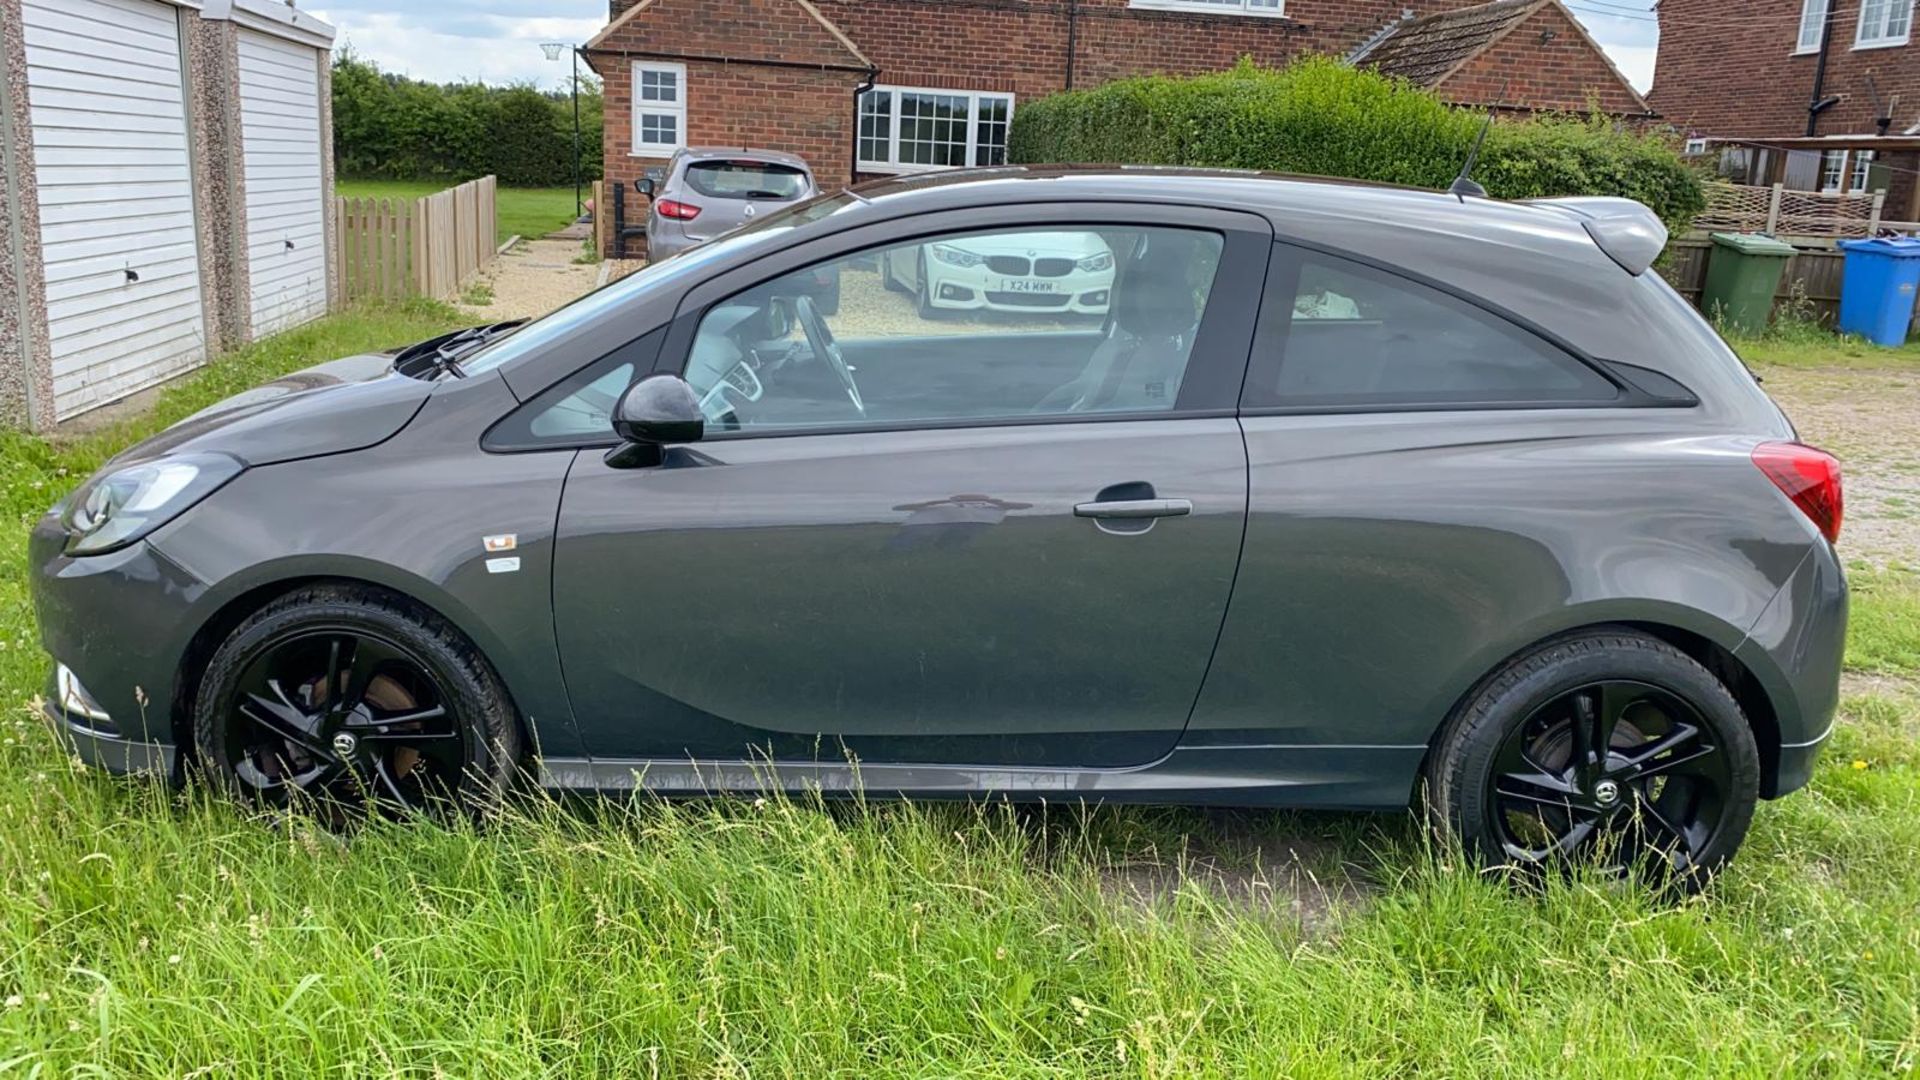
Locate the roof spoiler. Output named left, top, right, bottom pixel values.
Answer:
left=1528, top=197, right=1668, bottom=276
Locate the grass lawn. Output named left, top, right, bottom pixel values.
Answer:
left=336, top=179, right=583, bottom=247
left=0, top=309, right=1918, bottom=1074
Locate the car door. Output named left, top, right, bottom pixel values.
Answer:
left=551, top=204, right=1271, bottom=768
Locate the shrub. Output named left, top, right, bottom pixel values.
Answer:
left=1007, top=57, right=1705, bottom=236
left=331, top=51, right=604, bottom=188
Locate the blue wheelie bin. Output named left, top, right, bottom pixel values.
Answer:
left=1837, top=236, right=1920, bottom=346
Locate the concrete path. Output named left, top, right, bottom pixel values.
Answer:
left=453, top=238, right=600, bottom=323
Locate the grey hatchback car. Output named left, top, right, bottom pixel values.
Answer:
left=31, top=168, right=1844, bottom=887
left=639, top=148, right=816, bottom=261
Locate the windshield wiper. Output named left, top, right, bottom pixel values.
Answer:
left=392, top=320, right=526, bottom=381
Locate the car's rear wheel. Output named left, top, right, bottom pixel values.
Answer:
left=193, top=585, right=520, bottom=822
left=1424, top=629, right=1760, bottom=892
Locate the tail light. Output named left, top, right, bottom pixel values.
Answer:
left=1753, top=441, right=1843, bottom=543
left=655, top=199, right=700, bottom=221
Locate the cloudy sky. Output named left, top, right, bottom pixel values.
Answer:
left=306, top=0, right=1662, bottom=94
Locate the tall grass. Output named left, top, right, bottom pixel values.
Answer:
left=0, top=305, right=1916, bottom=1075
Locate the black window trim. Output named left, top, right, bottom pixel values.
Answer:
left=1241, top=239, right=1699, bottom=416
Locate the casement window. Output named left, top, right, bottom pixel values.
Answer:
left=1851, top=149, right=1878, bottom=193
left=1819, top=148, right=1849, bottom=192
left=1855, top=0, right=1912, bottom=48
left=1129, top=0, right=1285, bottom=16
left=1683, top=137, right=1711, bottom=156
left=856, top=86, right=1014, bottom=172
left=1797, top=0, right=1830, bottom=53
left=631, top=61, right=687, bottom=157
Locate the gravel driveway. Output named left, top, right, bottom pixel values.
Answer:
left=1761, top=365, right=1920, bottom=569
left=453, top=239, right=600, bottom=323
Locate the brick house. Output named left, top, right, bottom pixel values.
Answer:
left=1653, top=0, right=1920, bottom=218
left=583, top=0, right=1650, bottom=254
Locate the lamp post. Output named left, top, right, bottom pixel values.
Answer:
left=540, top=42, right=583, bottom=218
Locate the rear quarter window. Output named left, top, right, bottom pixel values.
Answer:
left=1245, top=247, right=1620, bottom=409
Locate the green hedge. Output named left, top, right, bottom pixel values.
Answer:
left=331, top=52, right=604, bottom=188
left=1007, top=57, right=1704, bottom=236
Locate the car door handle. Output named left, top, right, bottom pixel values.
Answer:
left=1073, top=498, right=1192, bottom=520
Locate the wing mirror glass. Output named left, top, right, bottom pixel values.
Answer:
left=635, top=177, right=656, bottom=198
left=613, top=374, right=704, bottom=446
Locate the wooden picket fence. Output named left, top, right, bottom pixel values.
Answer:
left=334, top=176, right=498, bottom=304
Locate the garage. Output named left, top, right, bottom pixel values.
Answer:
left=20, top=0, right=207, bottom=421
left=235, top=23, right=329, bottom=338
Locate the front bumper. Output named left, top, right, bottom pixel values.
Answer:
left=29, top=514, right=208, bottom=774
left=925, top=264, right=1112, bottom=315
left=41, top=681, right=178, bottom=780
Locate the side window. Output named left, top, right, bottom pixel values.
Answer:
left=682, top=226, right=1225, bottom=433
left=1244, top=250, right=1619, bottom=409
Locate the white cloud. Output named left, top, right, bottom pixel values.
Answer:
left=306, top=4, right=604, bottom=88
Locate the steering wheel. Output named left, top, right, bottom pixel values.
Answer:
left=794, top=295, right=864, bottom=418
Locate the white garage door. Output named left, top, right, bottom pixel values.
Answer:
left=22, top=0, right=207, bottom=421
left=237, top=28, right=328, bottom=337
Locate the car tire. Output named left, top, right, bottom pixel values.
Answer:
left=193, top=584, right=521, bottom=822
left=1423, top=628, right=1760, bottom=892
left=817, top=276, right=841, bottom=316
left=916, top=252, right=939, bottom=319
left=882, top=253, right=908, bottom=294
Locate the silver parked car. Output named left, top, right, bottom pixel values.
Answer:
left=639, top=148, right=816, bottom=262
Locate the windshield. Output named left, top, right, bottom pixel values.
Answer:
left=456, top=191, right=861, bottom=375
left=684, top=160, right=810, bottom=200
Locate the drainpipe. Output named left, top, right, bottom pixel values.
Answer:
left=1807, top=1, right=1841, bottom=136
left=1065, top=0, right=1079, bottom=90
left=850, top=66, right=878, bottom=185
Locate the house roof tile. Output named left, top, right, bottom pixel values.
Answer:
left=1351, top=0, right=1545, bottom=88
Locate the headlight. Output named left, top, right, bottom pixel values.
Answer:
left=61, top=452, right=244, bottom=555
left=930, top=243, right=984, bottom=268
left=1077, top=251, right=1114, bottom=273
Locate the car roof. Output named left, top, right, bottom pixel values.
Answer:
left=676, top=147, right=813, bottom=172
left=843, top=164, right=1609, bottom=250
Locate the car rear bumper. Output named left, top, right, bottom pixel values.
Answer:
left=1738, top=543, right=1847, bottom=799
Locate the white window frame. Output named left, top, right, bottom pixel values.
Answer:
left=855, top=85, right=1015, bottom=174
left=631, top=61, right=687, bottom=158
left=1854, top=0, right=1911, bottom=49
left=1819, top=148, right=1850, bottom=193
left=1850, top=149, right=1878, bottom=193
left=1129, top=0, right=1286, bottom=16
left=1796, top=0, right=1830, bottom=53
left=1683, top=137, right=1711, bottom=156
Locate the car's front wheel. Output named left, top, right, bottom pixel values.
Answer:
left=193, top=585, right=521, bottom=821
left=1424, top=629, right=1760, bottom=891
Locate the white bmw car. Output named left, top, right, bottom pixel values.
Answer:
left=882, top=231, right=1114, bottom=316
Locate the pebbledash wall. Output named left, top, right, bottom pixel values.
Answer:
left=0, top=0, right=336, bottom=430
left=587, top=0, right=1652, bottom=257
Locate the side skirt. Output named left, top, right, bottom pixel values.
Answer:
left=536, top=745, right=1428, bottom=811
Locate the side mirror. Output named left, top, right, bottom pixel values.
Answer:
left=635, top=177, right=655, bottom=198
left=613, top=374, right=703, bottom=446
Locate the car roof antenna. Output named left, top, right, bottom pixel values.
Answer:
left=1448, top=81, right=1508, bottom=200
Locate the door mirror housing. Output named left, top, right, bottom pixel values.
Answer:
left=635, top=177, right=656, bottom=198
left=614, top=374, right=704, bottom=446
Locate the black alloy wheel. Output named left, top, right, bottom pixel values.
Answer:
left=195, top=586, right=520, bottom=821
left=1487, top=680, right=1734, bottom=877
left=224, top=629, right=462, bottom=811
left=1426, top=629, right=1761, bottom=891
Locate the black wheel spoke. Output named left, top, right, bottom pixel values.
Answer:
left=336, top=636, right=409, bottom=718
left=345, top=704, right=450, bottom=732
left=371, top=757, right=413, bottom=810
left=239, top=694, right=328, bottom=755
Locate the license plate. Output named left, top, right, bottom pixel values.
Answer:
left=1000, top=279, right=1057, bottom=293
